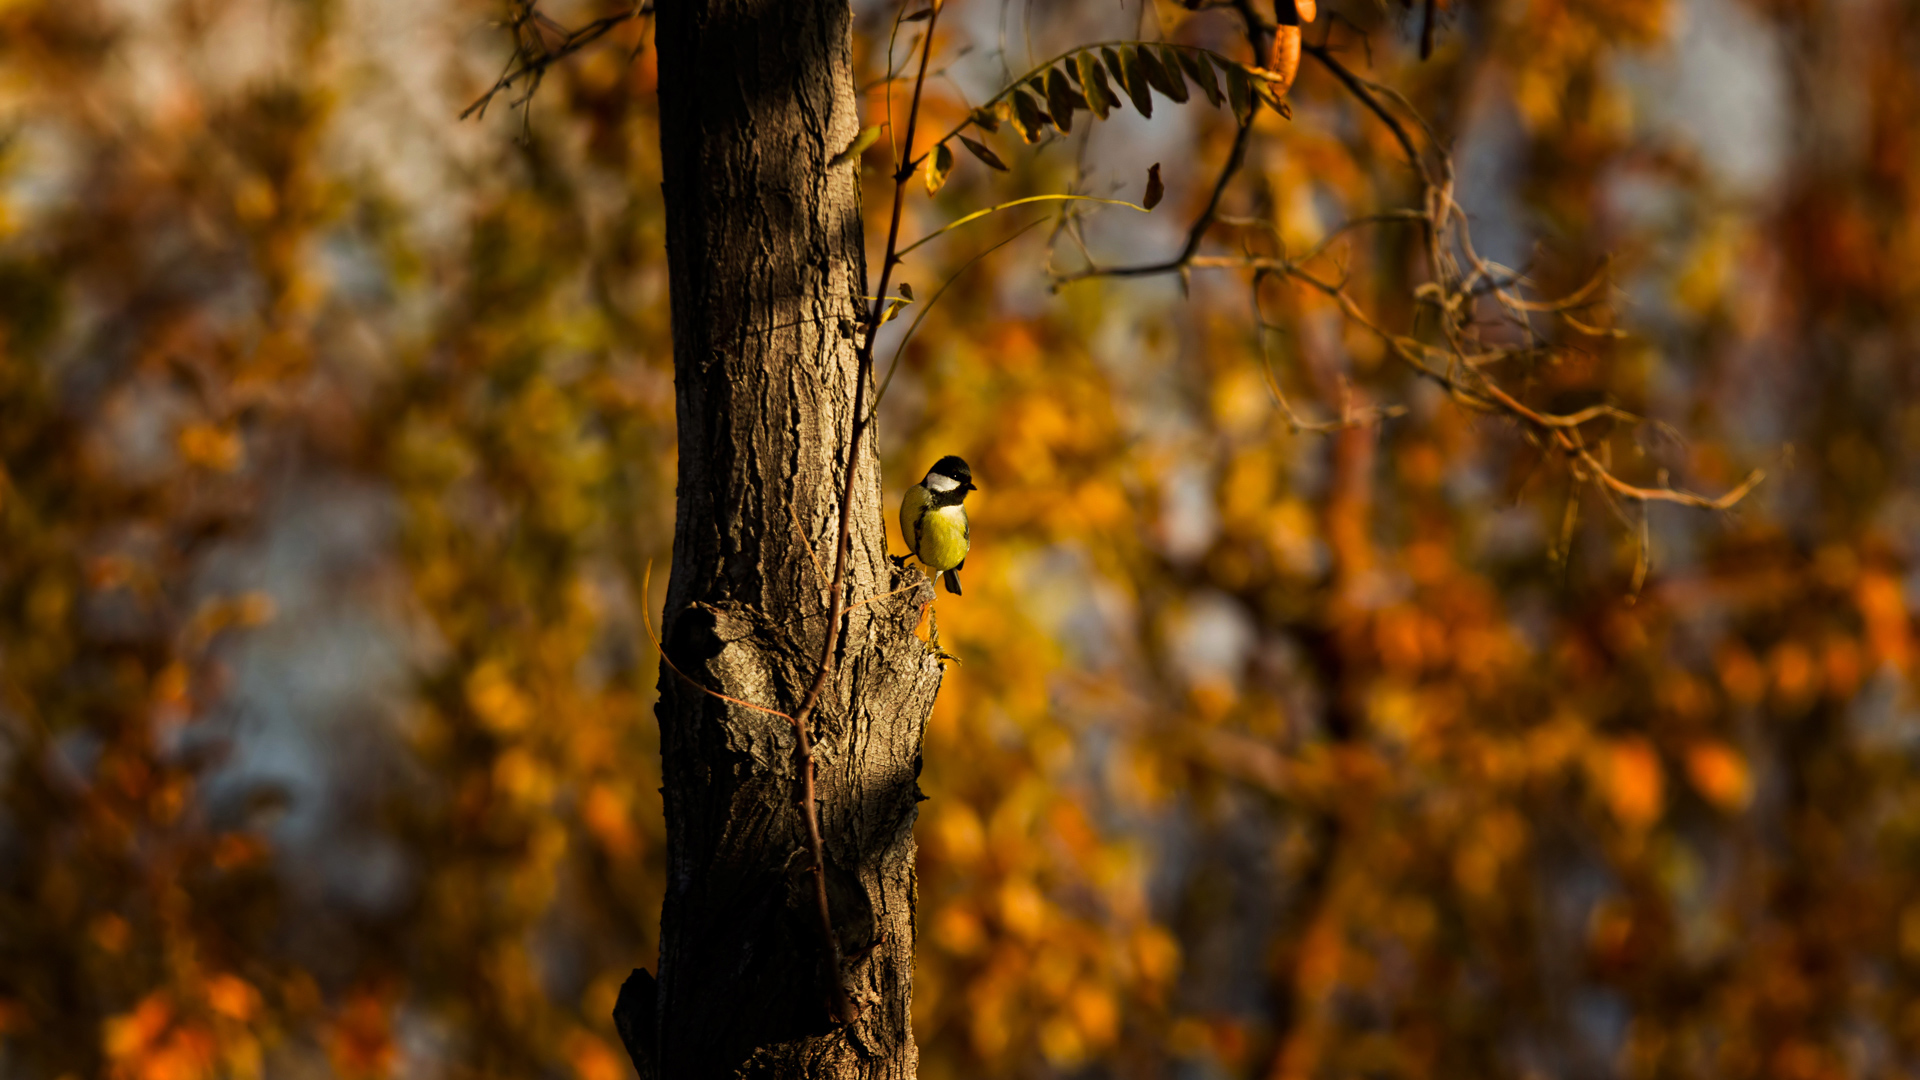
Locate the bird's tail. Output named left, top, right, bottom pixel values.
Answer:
left=942, top=569, right=962, bottom=596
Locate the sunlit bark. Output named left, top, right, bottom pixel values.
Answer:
left=614, top=2, right=944, bottom=1077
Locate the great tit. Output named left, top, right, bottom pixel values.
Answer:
left=899, top=455, right=975, bottom=595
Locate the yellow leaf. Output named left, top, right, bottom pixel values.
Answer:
left=1038, top=1015, right=1085, bottom=1067
left=923, top=142, right=953, bottom=196
left=565, top=1031, right=626, bottom=1080
left=1769, top=641, right=1817, bottom=707
left=104, top=993, right=173, bottom=1061
left=206, top=975, right=260, bottom=1023
left=1684, top=741, right=1752, bottom=812
left=582, top=784, right=639, bottom=859
left=827, top=124, right=881, bottom=169
left=1068, top=986, right=1118, bottom=1047
left=996, top=877, right=1047, bottom=938
left=931, top=803, right=986, bottom=864
left=177, top=422, right=243, bottom=472
left=466, top=661, right=532, bottom=734
left=1596, top=738, right=1664, bottom=829
left=1857, top=571, right=1911, bottom=670
left=933, top=904, right=984, bottom=955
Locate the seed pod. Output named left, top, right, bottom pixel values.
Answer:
left=1266, top=24, right=1301, bottom=96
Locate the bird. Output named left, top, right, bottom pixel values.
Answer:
left=899, top=455, right=975, bottom=595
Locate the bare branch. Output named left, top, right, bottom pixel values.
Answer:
left=1052, top=119, right=1255, bottom=283
left=461, top=1, right=652, bottom=126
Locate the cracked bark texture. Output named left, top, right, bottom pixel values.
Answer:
left=614, top=1, right=944, bottom=1078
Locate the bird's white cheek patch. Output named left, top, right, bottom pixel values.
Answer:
left=926, top=473, right=960, bottom=493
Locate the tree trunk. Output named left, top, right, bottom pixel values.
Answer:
left=614, top=2, right=943, bottom=1078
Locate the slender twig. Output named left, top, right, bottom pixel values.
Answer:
left=874, top=217, right=1047, bottom=414
left=1302, top=43, right=1431, bottom=184
left=790, top=501, right=827, bottom=583
left=780, top=0, right=945, bottom=1027
left=898, top=193, right=1145, bottom=258
left=847, top=581, right=926, bottom=613
left=1250, top=273, right=1406, bottom=433
left=640, top=563, right=796, bottom=721
left=1053, top=119, right=1255, bottom=283
left=461, top=1, right=653, bottom=123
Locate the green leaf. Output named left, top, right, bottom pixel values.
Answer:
left=1177, top=49, right=1223, bottom=107
left=1045, top=67, right=1079, bottom=134
left=924, top=141, right=953, bottom=195
left=1117, top=46, right=1153, bottom=118
left=1252, top=77, right=1293, bottom=119
left=1065, top=66, right=1092, bottom=108
left=1224, top=63, right=1255, bottom=126
left=970, top=106, right=1001, bottom=133
left=1009, top=89, right=1051, bottom=143
left=1155, top=47, right=1190, bottom=103
left=957, top=134, right=1009, bottom=171
left=828, top=124, right=881, bottom=169
left=1139, top=47, right=1181, bottom=103
left=1076, top=52, right=1118, bottom=119
left=1100, top=49, right=1135, bottom=111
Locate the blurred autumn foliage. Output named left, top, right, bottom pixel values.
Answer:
left=3, top=0, right=1919, bottom=1077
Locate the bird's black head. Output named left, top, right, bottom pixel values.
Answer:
left=928, top=455, right=976, bottom=492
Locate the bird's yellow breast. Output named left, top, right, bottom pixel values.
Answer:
left=915, top=505, right=969, bottom=571
left=901, top=484, right=969, bottom=572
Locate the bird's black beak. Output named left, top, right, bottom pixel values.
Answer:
left=963, top=481, right=977, bottom=492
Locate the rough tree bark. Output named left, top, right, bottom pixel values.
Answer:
left=612, top=2, right=945, bottom=1078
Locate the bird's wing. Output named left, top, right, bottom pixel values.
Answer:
left=900, top=484, right=930, bottom=557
